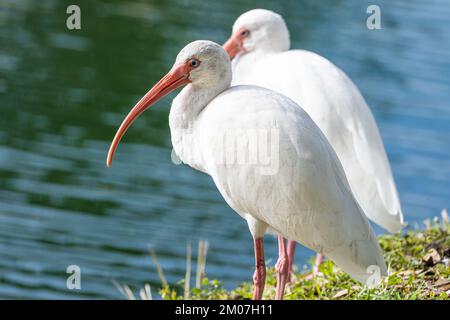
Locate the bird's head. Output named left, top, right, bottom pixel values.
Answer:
left=223, top=9, right=290, bottom=59
left=175, top=40, right=231, bottom=88
left=106, top=40, right=230, bottom=168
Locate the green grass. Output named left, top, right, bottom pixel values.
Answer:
left=157, top=216, right=450, bottom=300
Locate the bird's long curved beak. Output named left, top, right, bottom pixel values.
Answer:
left=106, top=63, right=191, bottom=167
left=223, top=31, right=245, bottom=59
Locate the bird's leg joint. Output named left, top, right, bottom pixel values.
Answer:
left=275, top=255, right=289, bottom=274
left=253, top=260, right=266, bottom=284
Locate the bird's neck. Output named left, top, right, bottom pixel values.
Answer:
left=169, top=81, right=229, bottom=172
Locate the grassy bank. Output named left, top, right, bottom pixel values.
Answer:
left=118, top=213, right=450, bottom=300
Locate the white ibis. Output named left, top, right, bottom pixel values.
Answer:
left=106, top=40, right=387, bottom=300
left=223, top=9, right=403, bottom=278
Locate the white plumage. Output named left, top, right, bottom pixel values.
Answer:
left=107, top=40, right=387, bottom=299
left=192, top=86, right=387, bottom=282
left=224, top=9, right=404, bottom=233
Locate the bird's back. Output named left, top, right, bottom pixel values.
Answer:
left=232, top=49, right=404, bottom=233
left=196, top=85, right=387, bottom=283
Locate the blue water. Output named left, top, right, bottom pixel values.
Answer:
left=0, top=0, right=449, bottom=299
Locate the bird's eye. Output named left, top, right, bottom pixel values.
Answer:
left=241, top=30, right=250, bottom=37
left=189, top=59, right=200, bottom=68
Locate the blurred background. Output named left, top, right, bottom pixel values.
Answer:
left=0, top=0, right=449, bottom=299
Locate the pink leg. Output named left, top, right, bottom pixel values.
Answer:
left=275, top=236, right=289, bottom=300
left=313, top=253, right=324, bottom=274
left=305, top=253, right=324, bottom=280
left=252, top=237, right=266, bottom=300
left=287, top=240, right=296, bottom=283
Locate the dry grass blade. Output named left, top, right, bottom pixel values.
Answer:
left=424, top=218, right=431, bottom=230
left=196, top=240, right=209, bottom=289
left=184, top=241, right=192, bottom=299
left=442, top=208, right=449, bottom=226
left=332, top=289, right=348, bottom=299
left=139, top=283, right=153, bottom=300
left=150, top=248, right=168, bottom=288
left=113, top=280, right=136, bottom=300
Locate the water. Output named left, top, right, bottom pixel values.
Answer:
left=0, top=0, right=449, bottom=299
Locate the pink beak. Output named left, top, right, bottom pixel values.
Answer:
left=223, top=29, right=247, bottom=59
left=107, top=63, right=191, bottom=167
